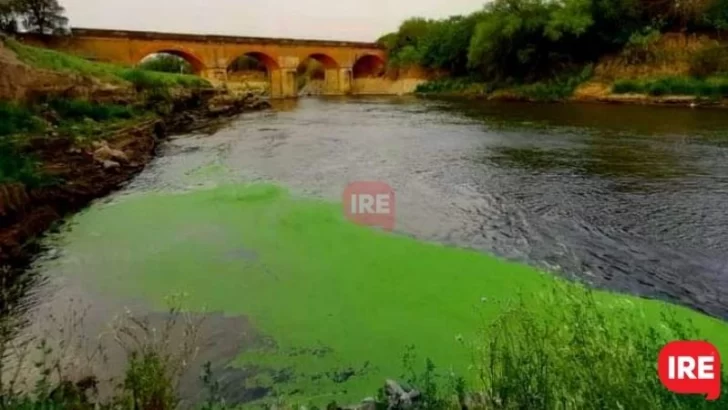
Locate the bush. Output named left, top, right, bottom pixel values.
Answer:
left=502, top=65, right=594, bottom=101
left=690, top=46, right=728, bottom=77
left=475, top=285, right=728, bottom=409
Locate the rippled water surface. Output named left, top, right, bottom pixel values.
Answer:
left=25, top=97, right=728, bottom=404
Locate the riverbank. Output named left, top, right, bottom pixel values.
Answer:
left=410, top=33, right=728, bottom=107
left=416, top=77, right=728, bottom=107
left=0, top=37, right=271, bottom=268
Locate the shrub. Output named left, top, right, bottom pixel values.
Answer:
left=511, top=65, right=594, bottom=101
left=120, top=351, right=177, bottom=410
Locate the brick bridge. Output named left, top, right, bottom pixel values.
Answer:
left=38, top=28, right=388, bottom=98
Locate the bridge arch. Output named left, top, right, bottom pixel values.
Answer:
left=134, top=47, right=206, bottom=75
left=305, top=53, right=340, bottom=69
left=296, top=53, right=342, bottom=95
left=353, top=54, right=386, bottom=78
left=226, top=51, right=281, bottom=96
left=226, top=51, right=280, bottom=72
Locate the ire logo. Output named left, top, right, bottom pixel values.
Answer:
left=658, top=340, right=722, bottom=400
left=343, top=181, right=395, bottom=231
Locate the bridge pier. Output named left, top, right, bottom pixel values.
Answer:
left=339, top=67, right=353, bottom=94
left=269, top=69, right=297, bottom=99
left=201, top=68, right=228, bottom=83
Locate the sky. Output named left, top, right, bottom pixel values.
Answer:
left=62, top=0, right=486, bottom=42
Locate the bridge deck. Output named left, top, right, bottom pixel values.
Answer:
left=71, top=28, right=384, bottom=49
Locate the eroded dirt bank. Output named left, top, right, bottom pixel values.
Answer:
left=0, top=37, right=272, bottom=268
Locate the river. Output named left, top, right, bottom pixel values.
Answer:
left=19, top=96, right=728, bottom=405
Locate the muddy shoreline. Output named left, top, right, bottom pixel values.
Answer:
left=417, top=84, right=728, bottom=108
left=0, top=91, right=270, bottom=270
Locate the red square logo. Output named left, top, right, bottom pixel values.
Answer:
left=343, top=181, right=395, bottom=231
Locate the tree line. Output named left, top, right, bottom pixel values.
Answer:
left=378, top=0, right=728, bottom=83
left=0, top=0, right=67, bottom=35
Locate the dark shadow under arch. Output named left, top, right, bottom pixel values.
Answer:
left=228, top=52, right=280, bottom=73
left=353, top=54, right=385, bottom=78
left=305, top=53, right=340, bottom=70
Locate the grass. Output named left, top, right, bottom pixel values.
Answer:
left=47, top=98, right=136, bottom=122
left=0, top=102, right=46, bottom=186
left=48, top=183, right=728, bottom=407
left=474, top=286, right=728, bottom=409
left=5, top=39, right=211, bottom=91
left=0, top=102, right=44, bottom=137
left=508, top=66, right=594, bottom=102
left=0, top=143, right=45, bottom=187
left=416, top=77, right=490, bottom=95
left=0, top=292, right=202, bottom=410
left=613, top=76, right=728, bottom=97
left=0, top=98, right=144, bottom=185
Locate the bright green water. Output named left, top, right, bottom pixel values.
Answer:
left=44, top=183, right=728, bottom=405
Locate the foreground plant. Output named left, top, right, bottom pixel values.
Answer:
left=473, top=285, right=728, bottom=409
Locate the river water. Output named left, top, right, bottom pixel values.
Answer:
left=20, top=96, right=728, bottom=404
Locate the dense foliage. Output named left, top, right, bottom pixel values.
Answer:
left=379, top=0, right=728, bottom=84
left=138, top=53, right=193, bottom=74
left=0, top=0, right=67, bottom=34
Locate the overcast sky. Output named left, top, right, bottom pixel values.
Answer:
left=62, top=0, right=486, bottom=42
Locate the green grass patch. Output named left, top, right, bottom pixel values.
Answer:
left=613, top=76, right=728, bottom=98
left=415, top=77, right=490, bottom=95
left=47, top=98, right=136, bottom=122
left=50, top=183, right=728, bottom=407
left=0, top=98, right=145, bottom=184
left=476, top=286, right=728, bottom=409
left=5, top=39, right=211, bottom=91
left=0, top=141, right=46, bottom=186
left=0, top=101, right=44, bottom=136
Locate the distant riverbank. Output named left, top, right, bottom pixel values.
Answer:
left=411, top=32, right=728, bottom=107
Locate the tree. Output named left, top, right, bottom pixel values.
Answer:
left=0, top=0, right=18, bottom=34
left=15, top=0, right=67, bottom=34
left=139, top=53, right=193, bottom=74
